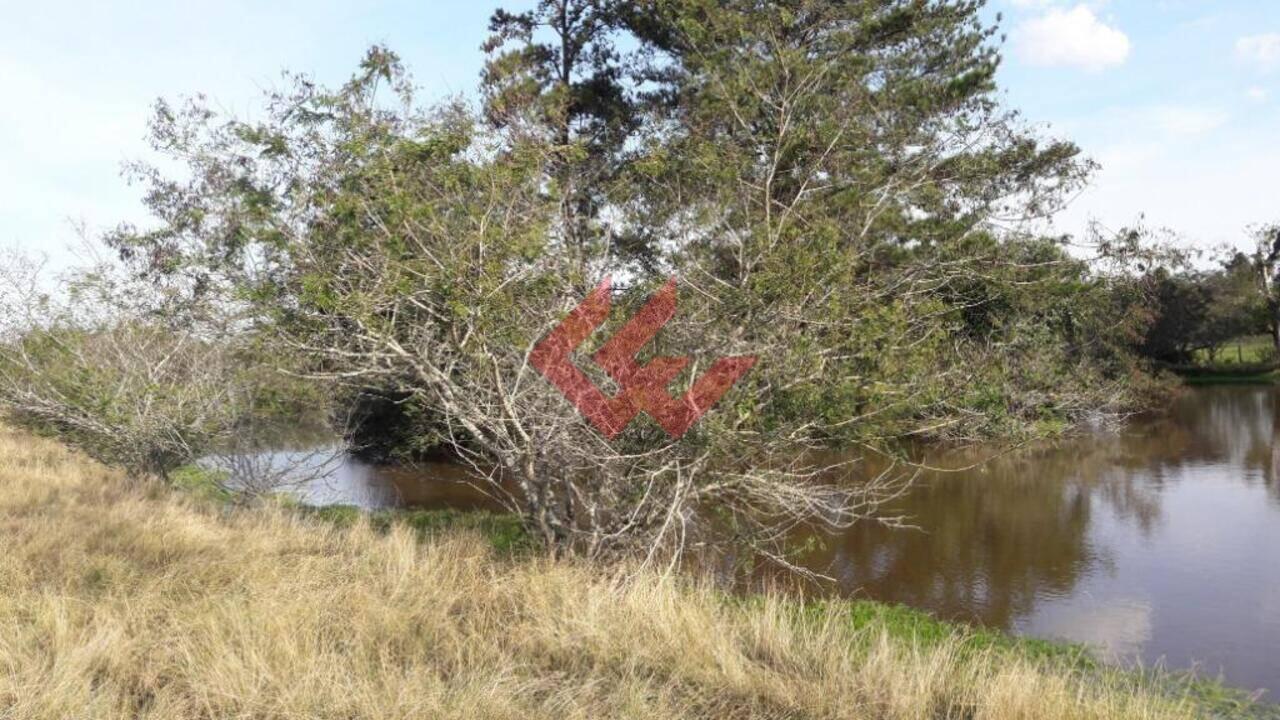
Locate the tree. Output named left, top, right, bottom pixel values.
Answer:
left=0, top=253, right=247, bottom=478
left=96, top=1, right=1164, bottom=565
left=1253, top=224, right=1280, bottom=352
left=1137, top=270, right=1211, bottom=365
left=1200, top=252, right=1267, bottom=362
left=100, top=50, right=907, bottom=565
left=613, top=0, right=1133, bottom=440
left=1127, top=246, right=1266, bottom=367
left=482, top=0, right=637, bottom=278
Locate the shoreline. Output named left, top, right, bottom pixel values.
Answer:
left=1, top=426, right=1272, bottom=719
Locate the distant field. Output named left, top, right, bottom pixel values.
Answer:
left=1193, top=335, right=1276, bottom=366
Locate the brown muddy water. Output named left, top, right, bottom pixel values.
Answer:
left=222, top=385, right=1280, bottom=694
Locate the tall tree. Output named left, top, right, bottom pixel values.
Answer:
left=1253, top=224, right=1280, bottom=351
left=611, top=0, right=1121, bottom=441
left=95, top=6, right=1166, bottom=563
left=482, top=0, right=637, bottom=279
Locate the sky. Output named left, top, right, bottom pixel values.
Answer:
left=993, top=0, right=1280, bottom=254
left=1, top=0, right=1277, bottom=269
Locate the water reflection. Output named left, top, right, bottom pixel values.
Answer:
left=218, top=448, right=506, bottom=511
left=800, top=452, right=1101, bottom=630
left=789, top=386, right=1280, bottom=693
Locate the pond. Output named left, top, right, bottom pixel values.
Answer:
left=226, top=385, right=1280, bottom=695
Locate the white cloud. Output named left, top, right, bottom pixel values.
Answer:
left=1054, top=139, right=1280, bottom=252
left=1150, top=106, right=1228, bottom=137
left=1046, top=100, right=1275, bottom=252
left=1053, top=104, right=1228, bottom=178
left=1016, top=5, right=1131, bottom=72
left=1236, top=33, right=1280, bottom=72
left=1247, top=86, right=1270, bottom=103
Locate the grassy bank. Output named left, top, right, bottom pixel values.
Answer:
left=1173, top=363, right=1280, bottom=385
left=1174, top=336, right=1280, bottom=385
left=1192, top=336, right=1276, bottom=367
left=0, top=427, right=1263, bottom=719
left=1181, top=370, right=1280, bottom=386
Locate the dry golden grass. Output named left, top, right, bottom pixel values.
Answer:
left=0, top=426, right=1199, bottom=719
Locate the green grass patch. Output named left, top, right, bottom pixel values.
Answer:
left=795, top=598, right=1099, bottom=669
left=1173, top=336, right=1280, bottom=385
left=298, top=504, right=534, bottom=554
left=1175, top=336, right=1280, bottom=385
left=819, top=600, right=1277, bottom=719
left=1193, top=335, right=1276, bottom=366
left=168, top=464, right=234, bottom=503
left=1182, top=371, right=1280, bottom=385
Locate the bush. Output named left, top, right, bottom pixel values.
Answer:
left=0, top=321, right=240, bottom=478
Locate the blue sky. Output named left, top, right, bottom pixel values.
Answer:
left=990, top=0, right=1280, bottom=254
left=2, top=0, right=1278, bottom=269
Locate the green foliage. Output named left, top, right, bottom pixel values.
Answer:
left=1138, top=255, right=1269, bottom=366
left=609, top=1, right=1149, bottom=442
left=103, top=6, right=1153, bottom=453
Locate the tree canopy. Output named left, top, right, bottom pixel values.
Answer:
left=1, top=1, right=1185, bottom=560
